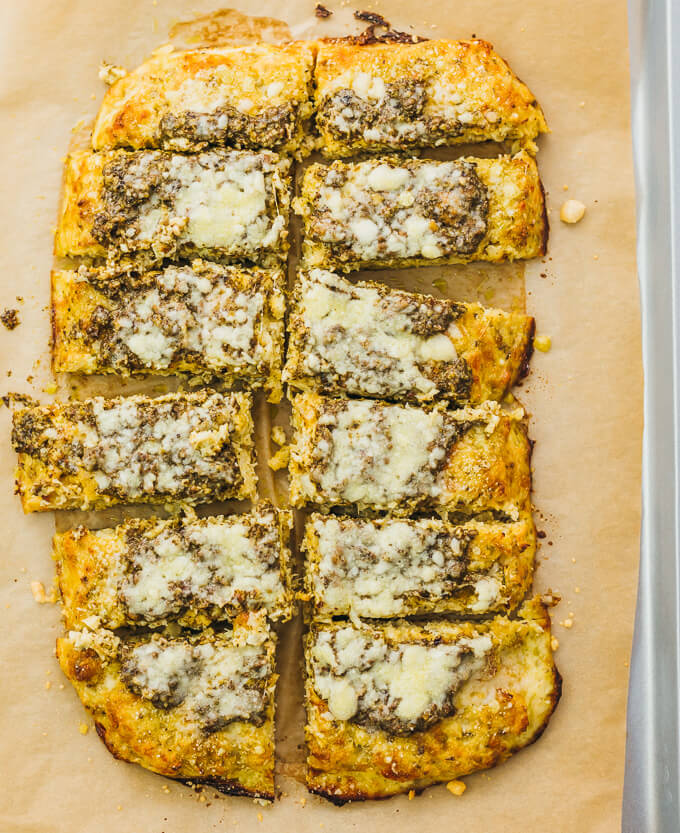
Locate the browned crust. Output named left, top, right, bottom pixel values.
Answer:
left=304, top=601, right=560, bottom=802
left=307, top=669, right=562, bottom=804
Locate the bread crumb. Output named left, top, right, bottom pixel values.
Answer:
left=268, top=445, right=290, bottom=471
left=271, top=426, right=286, bottom=446
left=43, top=382, right=57, bottom=394
left=408, top=790, right=415, bottom=800
left=446, top=780, right=466, bottom=796
left=560, top=199, right=586, bottom=224
left=257, top=813, right=263, bottom=823
left=0, top=308, right=20, bottom=330
left=98, top=62, right=127, bottom=85
left=562, top=184, right=569, bottom=191
left=31, top=581, right=47, bottom=603
left=79, top=723, right=89, bottom=735
left=299, top=797, right=307, bottom=807
left=534, top=334, right=552, bottom=353
left=45, top=680, right=52, bottom=690
left=551, top=636, right=560, bottom=651
left=561, top=618, right=574, bottom=629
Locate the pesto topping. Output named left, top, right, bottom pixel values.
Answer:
left=119, top=627, right=272, bottom=731
left=158, top=102, right=298, bottom=152
left=305, top=158, right=488, bottom=264
left=92, top=150, right=288, bottom=260
left=310, top=515, right=487, bottom=617
left=120, top=506, right=286, bottom=622
left=286, top=269, right=470, bottom=401
left=302, top=398, right=468, bottom=509
left=69, top=261, right=281, bottom=375
left=12, top=390, right=250, bottom=502
left=310, top=625, right=492, bottom=734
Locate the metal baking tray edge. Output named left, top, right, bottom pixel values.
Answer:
left=623, top=0, right=680, bottom=830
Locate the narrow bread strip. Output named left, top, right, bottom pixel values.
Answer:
left=305, top=598, right=560, bottom=801
left=12, top=389, right=256, bottom=513
left=314, top=38, right=548, bottom=157
left=283, top=268, right=534, bottom=404
left=55, top=503, right=294, bottom=629
left=55, top=149, right=291, bottom=266
left=289, top=393, right=531, bottom=517
left=296, top=151, right=547, bottom=272
left=303, top=512, right=535, bottom=619
left=52, top=261, right=286, bottom=402
left=57, top=612, right=277, bottom=799
left=92, top=42, right=315, bottom=157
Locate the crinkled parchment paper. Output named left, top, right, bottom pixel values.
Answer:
left=0, top=1, right=640, bottom=831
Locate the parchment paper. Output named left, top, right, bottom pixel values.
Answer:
left=0, top=1, right=641, bottom=831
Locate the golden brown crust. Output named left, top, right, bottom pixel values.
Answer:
left=55, top=504, right=295, bottom=629
left=289, top=393, right=532, bottom=517
left=54, top=149, right=291, bottom=266
left=51, top=262, right=286, bottom=402
left=297, top=152, right=547, bottom=273
left=313, top=38, right=548, bottom=157
left=303, top=512, right=536, bottom=619
left=305, top=598, right=560, bottom=802
left=57, top=613, right=277, bottom=799
left=92, top=42, right=315, bottom=157
left=12, top=390, right=256, bottom=513
left=283, top=268, right=534, bottom=404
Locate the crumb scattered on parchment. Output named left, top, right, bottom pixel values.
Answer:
left=268, top=445, right=290, bottom=471
left=315, top=3, right=332, bottom=17
left=1, top=308, right=20, bottom=330
left=79, top=723, right=89, bottom=735
left=551, top=636, right=560, bottom=651
left=560, top=199, right=586, bottom=224
left=560, top=618, right=574, bottom=629
left=30, top=581, right=47, bottom=604
left=1, top=392, right=39, bottom=410
left=540, top=591, right=561, bottom=607
left=534, top=334, right=552, bottom=352
left=30, top=579, right=57, bottom=604
left=446, top=780, right=466, bottom=796
left=98, top=61, right=127, bottom=85
left=271, top=426, right=286, bottom=446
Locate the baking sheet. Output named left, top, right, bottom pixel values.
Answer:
left=624, top=0, right=680, bottom=830
left=0, top=1, right=641, bottom=831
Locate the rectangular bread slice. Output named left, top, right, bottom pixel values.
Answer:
left=289, top=393, right=531, bottom=516
left=92, top=42, right=315, bottom=157
left=55, top=503, right=294, bottom=630
left=303, top=512, right=535, bottom=619
left=54, top=149, right=291, bottom=266
left=313, top=39, right=548, bottom=157
left=283, top=268, right=534, bottom=404
left=52, top=260, right=286, bottom=402
left=57, top=611, right=277, bottom=799
left=305, top=598, right=560, bottom=801
left=296, top=151, right=547, bottom=272
left=12, top=389, right=256, bottom=513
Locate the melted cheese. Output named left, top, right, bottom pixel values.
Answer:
left=313, top=399, right=450, bottom=507
left=121, top=510, right=284, bottom=621
left=312, top=516, right=467, bottom=617
left=310, top=159, right=487, bottom=261
left=311, top=626, right=492, bottom=727
left=289, top=269, right=458, bottom=399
